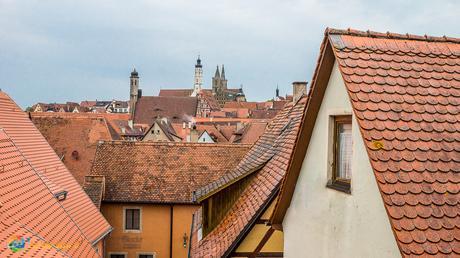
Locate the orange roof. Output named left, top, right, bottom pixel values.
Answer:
left=273, top=28, right=460, bottom=257
left=90, top=142, right=251, bottom=203
left=171, top=123, right=229, bottom=143
left=134, top=96, right=198, bottom=124
left=0, top=129, right=100, bottom=257
left=0, top=92, right=112, bottom=246
left=158, top=89, right=193, bottom=97
left=31, top=114, right=113, bottom=185
left=190, top=96, right=307, bottom=257
left=194, top=117, right=270, bottom=123
left=223, top=101, right=258, bottom=110
left=230, top=122, right=267, bottom=144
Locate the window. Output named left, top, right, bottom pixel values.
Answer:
left=138, top=254, right=154, bottom=258
left=327, top=116, right=352, bottom=193
left=110, top=254, right=126, bottom=258
left=124, top=208, right=141, bottom=231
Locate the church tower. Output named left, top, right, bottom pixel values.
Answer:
left=212, top=65, right=221, bottom=94
left=191, top=55, right=203, bottom=97
left=129, top=68, right=139, bottom=118
left=220, top=64, right=227, bottom=90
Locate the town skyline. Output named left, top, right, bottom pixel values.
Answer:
left=1, top=0, right=459, bottom=108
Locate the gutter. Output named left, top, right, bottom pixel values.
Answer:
left=91, top=227, right=113, bottom=246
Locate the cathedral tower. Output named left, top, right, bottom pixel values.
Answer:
left=191, top=56, right=203, bottom=96
left=212, top=65, right=221, bottom=94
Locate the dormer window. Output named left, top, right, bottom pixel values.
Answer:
left=327, top=115, right=352, bottom=193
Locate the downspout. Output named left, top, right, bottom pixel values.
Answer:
left=170, top=204, right=174, bottom=258
left=187, top=213, right=195, bottom=258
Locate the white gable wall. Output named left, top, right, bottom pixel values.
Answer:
left=198, top=131, right=215, bottom=143
left=283, top=61, right=400, bottom=258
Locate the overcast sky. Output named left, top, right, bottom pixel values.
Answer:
left=0, top=0, right=458, bottom=107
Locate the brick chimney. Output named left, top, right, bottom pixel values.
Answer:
left=292, top=81, right=307, bottom=103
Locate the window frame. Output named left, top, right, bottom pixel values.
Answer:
left=123, top=207, right=142, bottom=233
left=326, top=115, right=352, bottom=194
left=108, top=252, right=127, bottom=258
left=137, top=253, right=156, bottom=258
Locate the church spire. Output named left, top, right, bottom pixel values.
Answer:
left=214, top=65, right=220, bottom=78
left=276, top=84, right=280, bottom=98
left=221, top=64, right=225, bottom=79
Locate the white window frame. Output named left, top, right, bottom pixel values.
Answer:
left=123, top=206, right=142, bottom=233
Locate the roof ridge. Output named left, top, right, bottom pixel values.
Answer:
left=326, top=27, right=460, bottom=44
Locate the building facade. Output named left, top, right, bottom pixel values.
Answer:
left=271, top=28, right=460, bottom=258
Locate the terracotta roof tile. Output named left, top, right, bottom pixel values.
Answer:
left=0, top=92, right=112, bottom=246
left=90, top=142, right=250, bottom=203
left=31, top=114, right=113, bottom=185
left=134, top=96, right=198, bottom=124
left=172, top=123, right=229, bottom=143
left=328, top=28, right=460, bottom=257
left=0, top=129, right=99, bottom=257
left=83, top=176, right=105, bottom=209
left=191, top=97, right=307, bottom=257
left=158, top=89, right=193, bottom=97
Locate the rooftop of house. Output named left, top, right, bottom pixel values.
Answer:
left=31, top=113, right=114, bottom=185
left=88, top=141, right=251, bottom=204
left=133, top=96, right=198, bottom=124
left=273, top=28, right=460, bottom=257
left=190, top=96, right=307, bottom=257
left=0, top=91, right=111, bottom=256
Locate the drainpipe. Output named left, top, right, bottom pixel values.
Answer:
left=170, top=204, right=174, bottom=258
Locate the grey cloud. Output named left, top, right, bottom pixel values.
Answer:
left=0, top=0, right=458, bottom=107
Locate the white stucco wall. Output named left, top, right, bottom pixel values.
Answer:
left=198, top=132, right=215, bottom=143
left=283, top=62, right=400, bottom=258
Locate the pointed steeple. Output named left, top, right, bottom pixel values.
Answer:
left=276, top=84, right=280, bottom=98
left=214, top=65, right=220, bottom=78
left=221, top=64, right=225, bottom=79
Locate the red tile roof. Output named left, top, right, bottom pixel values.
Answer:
left=190, top=96, right=307, bottom=257
left=134, top=96, right=198, bottom=124
left=223, top=101, right=259, bottom=110
left=31, top=113, right=113, bottom=185
left=159, top=89, right=193, bottom=97
left=230, top=122, right=267, bottom=144
left=0, top=92, right=112, bottom=246
left=0, top=128, right=100, bottom=257
left=83, top=175, right=105, bottom=209
left=199, top=90, right=221, bottom=111
left=171, top=123, right=229, bottom=143
left=90, top=142, right=251, bottom=203
left=0, top=218, right=67, bottom=257
left=273, top=28, right=460, bottom=257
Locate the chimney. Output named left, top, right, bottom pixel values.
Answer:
left=292, top=81, right=307, bottom=103
left=190, top=124, right=199, bottom=142
left=138, top=89, right=142, bottom=98
left=236, top=122, right=244, bottom=132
